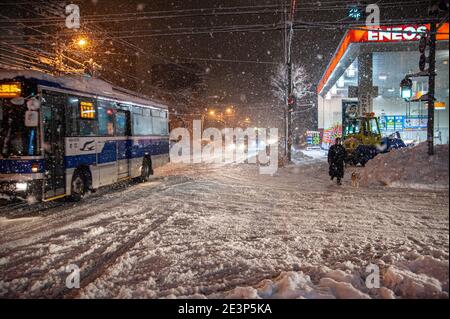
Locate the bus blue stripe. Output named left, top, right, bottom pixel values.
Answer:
left=65, top=139, right=169, bottom=169
left=64, top=154, right=97, bottom=169
left=1, top=139, right=169, bottom=172
left=0, top=159, right=45, bottom=174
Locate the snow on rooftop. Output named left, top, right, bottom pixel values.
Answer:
left=0, top=69, right=167, bottom=110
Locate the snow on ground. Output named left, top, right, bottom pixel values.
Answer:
left=360, top=143, right=449, bottom=190
left=0, top=158, right=448, bottom=299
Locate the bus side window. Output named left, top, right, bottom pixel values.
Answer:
left=151, top=110, right=162, bottom=135
left=66, top=97, right=97, bottom=137
left=115, top=112, right=127, bottom=136
left=161, top=111, right=168, bottom=135
left=143, top=108, right=153, bottom=135
left=131, top=106, right=145, bottom=136
left=79, top=112, right=97, bottom=137
left=66, top=97, right=79, bottom=137
left=98, top=106, right=115, bottom=136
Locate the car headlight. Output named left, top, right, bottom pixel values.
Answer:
left=15, top=183, right=28, bottom=191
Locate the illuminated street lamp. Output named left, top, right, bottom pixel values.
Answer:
left=209, top=110, right=216, bottom=116
left=76, top=37, right=88, bottom=48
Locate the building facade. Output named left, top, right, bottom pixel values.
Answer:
left=317, top=23, right=449, bottom=148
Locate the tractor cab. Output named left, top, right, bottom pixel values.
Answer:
left=342, top=113, right=382, bottom=166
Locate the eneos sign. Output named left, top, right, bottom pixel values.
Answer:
left=317, top=23, right=449, bottom=94
left=366, top=25, right=427, bottom=42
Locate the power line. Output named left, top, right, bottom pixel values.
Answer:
left=170, top=56, right=278, bottom=65
left=0, top=0, right=429, bottom=24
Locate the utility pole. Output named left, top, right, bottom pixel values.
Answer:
left=286, top=0, right=297, bottom=162
left=427, top=22, right=437, bottom=156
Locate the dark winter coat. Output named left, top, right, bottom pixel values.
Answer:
left=328, top=144, right=346, bottom=179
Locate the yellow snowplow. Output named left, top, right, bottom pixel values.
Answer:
left=342, top=113, right=382, bottom=166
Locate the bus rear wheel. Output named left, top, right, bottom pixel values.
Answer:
left=70, top=170, right=89, bottom=201
left=141, top=158, right=153, bottom=182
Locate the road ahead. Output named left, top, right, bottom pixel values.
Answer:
left=0, top=161, right=448, bottom=298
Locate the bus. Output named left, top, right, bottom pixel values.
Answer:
left=0, top=70, right=170, bottom=202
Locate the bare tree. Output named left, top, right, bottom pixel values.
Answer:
left=271, top=63, right=309, bottom=104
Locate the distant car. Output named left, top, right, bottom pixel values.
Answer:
left=380, top=132, right=407, bottom=153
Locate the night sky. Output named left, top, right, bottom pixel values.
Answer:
left=85, top=0, right=429, bottom=105
left=3, top=0, right=433, bottom=105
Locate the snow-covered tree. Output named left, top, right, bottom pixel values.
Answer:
left=271, top=63, right=309, bottom=104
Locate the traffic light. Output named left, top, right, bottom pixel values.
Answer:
left=288, top=96, right=295, bottom=110
left=419, top=35, right=429, bottom=72
left=400, top=78, right=413, bottom=100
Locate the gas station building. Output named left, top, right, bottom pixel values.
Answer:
left=317, top=23, right=449, bottom=148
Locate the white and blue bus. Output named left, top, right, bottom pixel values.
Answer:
left=0, top=70, right=169, bottom=202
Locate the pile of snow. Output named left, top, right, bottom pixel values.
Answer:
left=360, top=143, right=449, bottom=189
left=292, top=148, right=327, bottom=165
left=223, top=255, right=449, bottom=299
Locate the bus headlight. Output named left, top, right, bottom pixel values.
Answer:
left=31, top=163, right=40, bottom=173
left=15, top=183, right=28, bottom=191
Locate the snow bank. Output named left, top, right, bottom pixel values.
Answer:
left=223, top=255, right=449, bottom=299
left=292, top=148, right=327, bottom=165
left=383, top=256, right=449, bottom=298
left=360, top=143, right=449, bottom=189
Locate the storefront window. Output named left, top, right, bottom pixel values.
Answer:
left=372, top=50, right=449, bottom=143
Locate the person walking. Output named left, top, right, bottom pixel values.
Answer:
left=328, top=138, right=346, bottom=185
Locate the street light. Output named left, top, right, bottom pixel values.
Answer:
left=75, top=37, right=88, bottom=49
left=209, top=110, right=215, bottom=116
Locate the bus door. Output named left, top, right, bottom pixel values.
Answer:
left=42, top=92, right=66, bottom=200
left=115, top=110, right=131, bottom=179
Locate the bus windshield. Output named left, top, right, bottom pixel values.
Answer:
left=0, top=99, right=39, bottom=157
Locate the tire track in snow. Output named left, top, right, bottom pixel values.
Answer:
left=53, top=202, right=182, bottom=299
left=0, top=176, right=194, bottom=249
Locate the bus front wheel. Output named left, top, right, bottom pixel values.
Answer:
left=70, top=170, right=89, bottom=201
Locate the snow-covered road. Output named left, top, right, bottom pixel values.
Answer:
left=0, top=161, right=448, bottom=299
